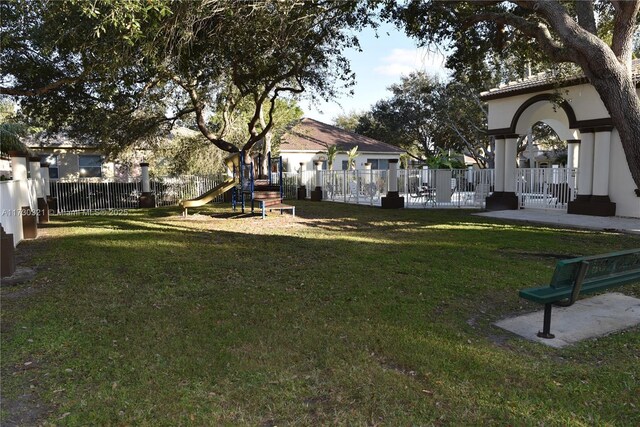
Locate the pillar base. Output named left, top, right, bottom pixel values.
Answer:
left=567, top=195, right=616, bottom=216
left=47, top=197, right=58, bottom=214
left=310, top=186, right=322, bottom=202
left=1, top=226, right=16, bottom=278
left=138, top=192, right=156, bottom=208
left=21, top=206, right=37, bottom=239
left=37, top=197, right=49, bottom=223
left=297, top=186, right=307, bottom=200
left=381, top=191, right=404, bottom=209
left=485, top=192, right=518, bottom=211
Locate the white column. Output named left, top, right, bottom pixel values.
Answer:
left=577, top=131, right=595, bottom=196
left=567, top=140, right=579, bottom=169
left=11, top=154, right=29, bottom=206
left=493, top=137, right=505, bottom=192
left=388, top=160, right=398, bottom=192
left=315, top=161, right=322, bottom=188
left=504, top=136, right=518, bottom=193
left=29, top=157, right=43, bottom=198
left=422, top=165, right=430, bottom=186
left=297, top=162, right=304, bottom=185
left=140, top=163, right=151, bottom=193
left=11, top=154, right=28, bottom=181
left=592, top=130, right=611, bottom=196
left=41, top=163, right=51, bottom=196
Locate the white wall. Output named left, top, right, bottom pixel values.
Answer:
left=487, top=83, right=610, bottom=131
left=0, top=157, right=11, bottom=179
left=281, top=151, right=401, bottom=172
left=609, top=130, right=640, bottom=218
left=0, top=179, right=38, bottom=246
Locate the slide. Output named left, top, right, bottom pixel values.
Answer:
left=180, top=153, right=240, bottom=212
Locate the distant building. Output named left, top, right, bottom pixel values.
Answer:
left=24, top=134, right=115, bottom=180
left=278, top=118, right=404, bottom=172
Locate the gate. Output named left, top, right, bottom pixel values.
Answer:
left=516, top=167, right=577, bottom=210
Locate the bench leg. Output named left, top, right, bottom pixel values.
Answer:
left=537, top=303, right=555, bottom=339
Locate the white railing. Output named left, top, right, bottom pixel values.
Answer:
left=297, top=168, right=495, bottom=208
left=516, top=167, right=577, bottom=210
left=45, top=167, right=578, bottom=214
left=51, top=175, right=226, bottom=213
left=151, top=175, right=226, bottom=206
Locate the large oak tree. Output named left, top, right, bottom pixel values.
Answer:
left=1, top=0, right=368, bottom=161
left=386, top=0, right=640, bottom=192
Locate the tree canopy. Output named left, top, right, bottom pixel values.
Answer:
left=385, top=0, right=640, bottom=190
left=1, top=0, right=370, bottom=160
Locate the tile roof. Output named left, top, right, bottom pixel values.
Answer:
left=23, top=133, right=95, bottom=149
left=279, top=118, right=404, bottom=153
left=480, top=59, right=640, bottom=100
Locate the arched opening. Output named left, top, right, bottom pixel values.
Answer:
left=486, top=94, right=581, bottom=212
left=512, top=96, right=578, bottom=141
left=520, top=121, right=566, bottom=168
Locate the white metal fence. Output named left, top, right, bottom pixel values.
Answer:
left=516, top=167, right=577, bottom=210
left=50, top=175, right=226, bottom=213
left=296, top=168, right=496, bottom=208
left=46, top=167, right=577, bottom=213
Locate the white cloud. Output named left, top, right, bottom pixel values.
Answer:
left=374, top=48, right=449, bottom=79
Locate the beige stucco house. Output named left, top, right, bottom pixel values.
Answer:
left=24, top=134, right=117, bottom=180
left=278, top=118, right=404, bottom=172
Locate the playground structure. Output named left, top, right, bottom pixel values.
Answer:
left=180, top=151, right=291, bottom=218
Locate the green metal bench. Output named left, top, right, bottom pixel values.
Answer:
left=519, top=249, right=640, bottom=339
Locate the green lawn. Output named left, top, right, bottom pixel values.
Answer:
left=2, top=201, right=639, bottom=425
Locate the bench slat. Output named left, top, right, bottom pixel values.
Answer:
left=550, top=249, right=640, bottom=288
left=520, top=270, right=640, bottom=304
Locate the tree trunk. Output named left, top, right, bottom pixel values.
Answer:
left=258, top=107, right=272, bottom=178
left=581, top=61, right=640, bottom=194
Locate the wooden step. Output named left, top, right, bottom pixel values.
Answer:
left=254, top=185, right=280, bottom=191
left=253, top=190, right=281, bottom=199
left=256, top=198, right=283, bottom=207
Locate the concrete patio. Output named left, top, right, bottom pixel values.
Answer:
left=495, top=293, right=640, bottom=348
left=476, top=208, right=640, bottom=234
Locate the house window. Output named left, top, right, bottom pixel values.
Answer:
left=79, top=155, right=103, bottom=178
left=342, top=160, right=349, bottom=170
left=366, top=159, right=389, bottom=170
left=39, top=154, right=59, bottom=179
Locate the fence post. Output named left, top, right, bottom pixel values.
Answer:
left=381, top=159, right=404, bottom=209
left=29, top=157, right=50, bottom=223
left=139, top=162, right=156, bottom=208
left=310, top=161, right=323, bottom=201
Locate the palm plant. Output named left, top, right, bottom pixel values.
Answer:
left=325, top=144, right=339, bottom=170
left=346, top=145, right=359, bottom=170
left=318, top=144, right=340, bottom=170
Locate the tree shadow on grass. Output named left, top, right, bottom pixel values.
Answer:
left=3, top=203, right=640, bottom=425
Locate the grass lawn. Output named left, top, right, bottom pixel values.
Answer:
left=1, top=201, right=639, bottom=425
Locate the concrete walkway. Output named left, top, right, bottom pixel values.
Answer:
left=475, top=209, right=640, bottom=234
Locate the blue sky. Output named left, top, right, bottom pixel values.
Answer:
left=302, top=22, right=450, bottom=124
